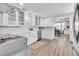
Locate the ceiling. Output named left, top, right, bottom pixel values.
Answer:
left=23, top=3, right=74, bottom=17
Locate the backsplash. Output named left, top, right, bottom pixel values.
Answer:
left=0, top=22, right=29, bottom=35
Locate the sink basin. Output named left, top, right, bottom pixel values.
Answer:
left=0, top=38, right=6, bottom=44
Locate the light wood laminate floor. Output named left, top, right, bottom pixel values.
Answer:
left=28, top=35, right=73, bottom=56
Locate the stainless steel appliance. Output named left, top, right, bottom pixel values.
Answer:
left=72, top=3, right=79, bottom=56
left=73, top=3, right=79, bottom=43
left=37, top=27, right=42, bottom=41
left=37, top=30, right=42, bottom=41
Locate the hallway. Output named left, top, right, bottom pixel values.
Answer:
left=28, top=35, right=73, bottom=56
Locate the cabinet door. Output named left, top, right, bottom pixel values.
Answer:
left=32, top=15, right=36, bottom=26
left=18, top=11, right=24, bottom=26
left=28, top=14, right=37, bottom=26
left=32, top=31, right=37, bottom=42
left=28, top=31, right=37, bottom=45
left=0, top=12, right=3, bottom=25
left=40, top=18, right=53, bottom=26
left=7, top=11, right=17, bottom=26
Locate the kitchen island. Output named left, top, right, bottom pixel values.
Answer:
left=0, top=34, right=27, bottom=56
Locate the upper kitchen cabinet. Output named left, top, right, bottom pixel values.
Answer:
left=7, top=8, right=17, bottom=26
left=18, top=10, right=25, bottom=26
left=0, top=3, right=25, bottom=26
left=32, top=16, right=54, bottom=28
left=35, top=16, right=40, bottom=26
left=28, top=13, right=38, bottom=26
left=40, top=17, right=53, bottom=27
left=0, top=11, right=3, bottom=25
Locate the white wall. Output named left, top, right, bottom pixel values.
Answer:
left=53, top=12, right=73, bottom=22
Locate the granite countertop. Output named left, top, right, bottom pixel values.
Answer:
left=0, top=34, right=25, bottom=44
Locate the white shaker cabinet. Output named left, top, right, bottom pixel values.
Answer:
left=18, top=10, right=25, bottom=26
left=0, top=12, right=8, bottom=26
left=40, top=18, right=53, bottom=27
left=0, top=10, right=25, bottom=26
left=0, top=12, right=3, bottom=25
left=28, top=13, right=37, bottom=27
left=28, top=31, right=38, bottom=45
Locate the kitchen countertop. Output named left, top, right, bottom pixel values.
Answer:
left=0, top=34, right=26, bottom=44
left=0, top=36, right=26, bottom=45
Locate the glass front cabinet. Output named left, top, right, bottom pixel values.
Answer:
left=0, top=8, right=25, bottom=26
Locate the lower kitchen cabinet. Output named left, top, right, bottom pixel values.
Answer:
left=42, top=28, right=54, bottom=40
left=27, top=31, right=38, bottom=45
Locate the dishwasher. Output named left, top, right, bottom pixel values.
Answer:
left=37, top=28, right=42, bottom=41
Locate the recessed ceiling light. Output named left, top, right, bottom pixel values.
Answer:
left=20, top=3, right=23, bottom=6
